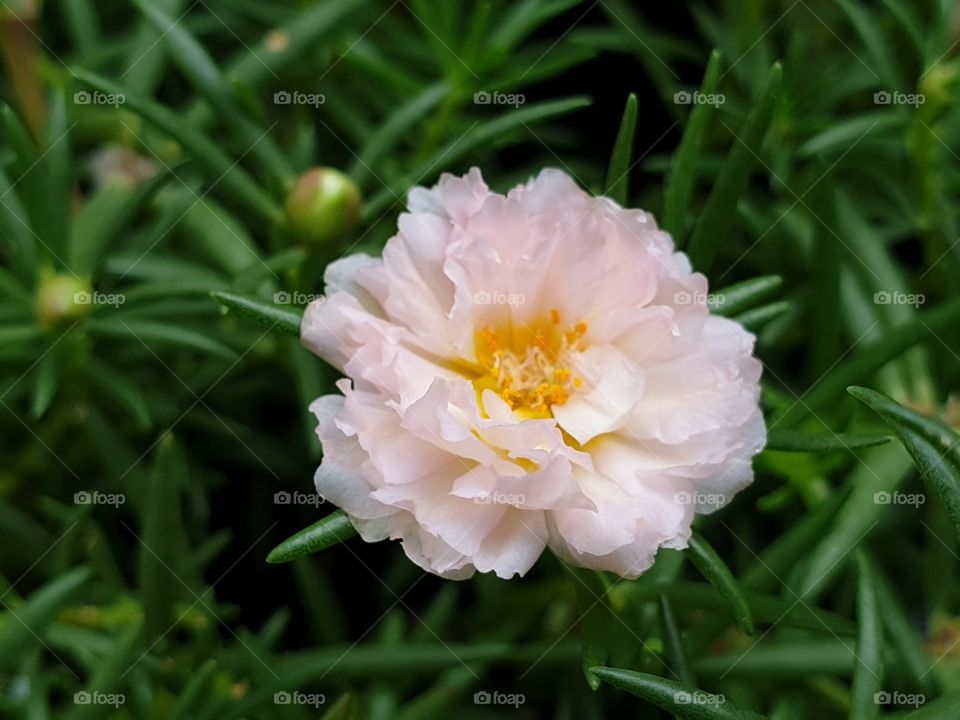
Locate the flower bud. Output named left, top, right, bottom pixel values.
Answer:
left=35, top=273, right=92, bottom=326
left=285, top=168, right=360, bottom=246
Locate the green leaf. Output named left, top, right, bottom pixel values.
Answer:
left=605, top=93, right=637, bottom=204
left=658, top=596, right=695, bottom=686
left=849, top=386, right=960, bottom=540
left=765, top=429, right=891, bottom=453
left=29, top=351, right=59, bottom=419
left=349, top=81, right=449, bottom=187
left=663, top=49, right=722, bottom=238
left=363, top=97, right=591, bottom=219
left=711, top=274, right=782, bottom=316
left=779, top=298, right=960, bottom=425
left=140, top=434, right=190, bottom=638
left=687, top=533, right=754, bottom=635
left=66, top=619, right=144, bottom=720
left=0, top=566, right=91, bottom=668
left=795, top=442, right=913, bottom=601
left=266, top=510, right=357, bottom=564
left=565, top=565, right=638, bottom=690
left=90, top=317, right=237, bottom=360
left=210, top=291, right=302, bottom=337
left=590, top=666, right=764, bottom=719
left=850, top=551, right=883, bottom=720
left=686, top=61, right=782, bottom=272
left=39, top=93, right=72, bottom=265
left=0, top=162, right=37, bottom=286
left=735, top=301, right=791, bottom=332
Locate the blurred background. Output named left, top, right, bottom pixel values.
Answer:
left=1, top=0, right=960, bottom=717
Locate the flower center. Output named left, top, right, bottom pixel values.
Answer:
left=473, top=309, right=587, bottom=418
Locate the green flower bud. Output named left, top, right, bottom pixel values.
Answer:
left=285, top=167, right=361, bottom=246
left=35, top=272, right=92, bottom=326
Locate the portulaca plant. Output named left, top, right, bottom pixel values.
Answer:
left=3, top=1, right=960, bottom=718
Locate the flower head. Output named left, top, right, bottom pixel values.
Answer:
left=302, top=168, right=765, bottom=579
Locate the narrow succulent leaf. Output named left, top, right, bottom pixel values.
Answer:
left=210, top=291, right=302, bottom=336
left=90, top=317, right=238, bottom=360
left=686, top=61, right=782, bottom=272
left=266, top=510, right=358, bottom=564
left=663, top=49, right=722, bottom=238
left=658, top=596, right=696, bottom=686
left=780, top=298, right=960, bottom=425
left=850, top=551, right=883, bottom=720
left=765, top=429, right=891, bottom=452
left=605, top=93, right=637, bottom=204
left=140, top=434, right=190, bottom=638
left=849, top=386, right=960, bottom=540
left=0, top=567, right=91, bottom=667
left=687, top=533, right=754, bottom=635
left=710, top=274, right=782, bottom=316
left=590, top=666, right=764, bottom=719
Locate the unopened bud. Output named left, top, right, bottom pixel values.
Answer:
left=285, top=167, right=360, bottom=246
left=35, top=273, right=92, bottom=326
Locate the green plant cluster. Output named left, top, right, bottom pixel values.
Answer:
left=1, top=1, right=960, bottom=718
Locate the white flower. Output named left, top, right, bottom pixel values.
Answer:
left=302, top=168, right=765, bottom=579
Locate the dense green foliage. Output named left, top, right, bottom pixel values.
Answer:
left=2, top=0, right=960, bottom=717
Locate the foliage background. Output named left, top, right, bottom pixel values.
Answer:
left=1, top=0, right=960, bottom=717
